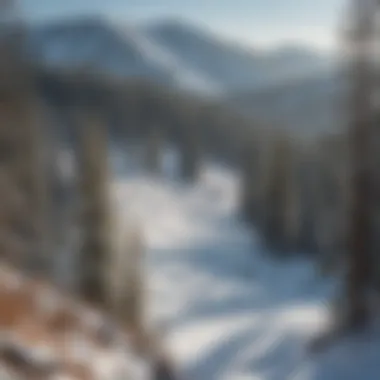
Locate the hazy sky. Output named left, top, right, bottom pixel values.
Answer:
left=20, top=0, right=345, bottom=51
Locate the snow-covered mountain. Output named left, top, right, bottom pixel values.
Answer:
left=26, top=17, right=225, bottom=95
left=26, top=17, right=335, bottom=96
left=143, top=19, right=334, bottom=92
left=27, top=18, right=177, bottom=87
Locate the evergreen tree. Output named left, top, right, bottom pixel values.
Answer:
left=77, top=113, right=112, bottom=307
left=344, top=0, right=374, bottom=329
left=144, top=126, right=163, bottom=175
left=0, top=0, right=51, bottom=273
left=179, top=121, right=202, bottom=182
left=240, top=134, right=260, bottom=224
left=261, top=132, right=294, bottom=253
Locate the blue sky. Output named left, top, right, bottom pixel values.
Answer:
left=20, top=0, right=345, bottom=50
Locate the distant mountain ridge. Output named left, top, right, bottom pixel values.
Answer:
left=143, top=19, right=334, bottom=92
left=25, top=16, right=335, bottom=96
left=27, top=18, right=177, bottom=86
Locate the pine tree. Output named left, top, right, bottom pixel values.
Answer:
left=310, top=1, right=377, bottom=351
left=261, top=132, right=294, bottom=253
left=180, top=124, right=201, bottom=182
left=0, top=0, right=51, bottom=273
left=77, top=113, right=112, bottom=307
left=107, top=219, right=146, bottom=331
left=144, top=126, right=163, bottom=175
left=344, top=0, right=375, bottom=329
left=240, top=133, right=260, bottom=224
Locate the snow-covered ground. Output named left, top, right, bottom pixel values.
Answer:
left=113, top=154, right=380, bottom=380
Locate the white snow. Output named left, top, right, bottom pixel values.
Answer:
left=113, top=155, right=380, bottom=380
left=122, top=26, right=223, bottom=95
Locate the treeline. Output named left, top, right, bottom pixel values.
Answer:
left=35, top=67, right=260, bottom=178
left=35, top=66, right=355, bottom=279
left=240, top=129, right=350, bottom=267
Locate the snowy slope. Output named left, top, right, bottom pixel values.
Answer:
left=120, top=25, right=222, bottom=95
left=142, top=19, right=268, bottom=92
left=143, top=19, right=334, bottom=93
left=113, top=152, right=380, bottom=380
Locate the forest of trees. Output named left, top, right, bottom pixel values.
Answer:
left=0, top=0, right=152, bottom=348
left=31, top=36, right=380, bottom=339
left=2, top=0, right=380, bottom=368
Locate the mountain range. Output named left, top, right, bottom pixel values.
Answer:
left=26, top=17, right=335, bottom=96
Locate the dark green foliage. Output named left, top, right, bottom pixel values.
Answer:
left=261, top=133, right=293, bottom=253
left=240, top=134, right=261, bottom=224
left=77, top=114, right=111, bottom=306
left=36, top=68, right=260, bottom=170
left=144, top=126, right=163, bottom=175
left=177, top=106, right=202, bottom=182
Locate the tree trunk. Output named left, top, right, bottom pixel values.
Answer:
left=345, top=0, right=375, bottom=329
left=77, top=114, right=111, bottom=308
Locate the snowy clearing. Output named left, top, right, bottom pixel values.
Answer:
left=114, top=159, right=380, bottom=380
